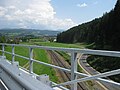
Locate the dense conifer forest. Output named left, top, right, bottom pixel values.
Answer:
left=57, top=0, right=120, bottom=82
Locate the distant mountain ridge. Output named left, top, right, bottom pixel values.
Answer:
left=0, top=28, right=60, bottom=37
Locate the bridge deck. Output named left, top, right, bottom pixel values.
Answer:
left=0, top=56, right=54, bottom=90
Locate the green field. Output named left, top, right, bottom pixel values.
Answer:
left=34, top=42, right=85, bottom=48
left=30, top=38, right=45, bottom=42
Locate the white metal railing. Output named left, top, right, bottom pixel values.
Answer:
left=0, top=43, right=120, bottom=90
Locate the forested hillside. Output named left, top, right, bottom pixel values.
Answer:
left=57, top=0, right=120, bottom=51
left=57, top=0, right=120, bottom=82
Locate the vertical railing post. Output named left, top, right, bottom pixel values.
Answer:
left=2, top=44, right=5, bottom=56
left=12, top=45, right=15, bottom=63
left=29, top=47, right=33, bottom=74
left=71, top=52, right=77, bottom=90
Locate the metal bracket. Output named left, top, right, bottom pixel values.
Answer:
left=36, top=74, right=52, bottom=86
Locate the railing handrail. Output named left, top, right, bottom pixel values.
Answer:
left=0, top=43, right=120, bottom=57
left=0, top=43, right=120, bottom=90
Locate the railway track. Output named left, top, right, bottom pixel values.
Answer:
left=47, top=50, right=88, bottom=90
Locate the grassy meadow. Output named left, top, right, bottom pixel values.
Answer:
left=34, top=42, right=85, bottom=48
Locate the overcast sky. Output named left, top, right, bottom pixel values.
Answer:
left=0, top=0, right=117, bottom=30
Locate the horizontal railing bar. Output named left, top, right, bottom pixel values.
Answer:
left=15, top=54, right=29, bottom=60
left=1, top=43, right=120, bottom=57
left=54, top=69, right=120, bottom=87
left=75, top=71, right=120, bottom=86
left=3, top=51, right=29, bottom=61
left=4, top=51, right=12, bottom=55
left=32, top=59, right=71, bottom=73
left=97, top=78, right=120, bottom=86
left=15, top=55, right=72, bottom=73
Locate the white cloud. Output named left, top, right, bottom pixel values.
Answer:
left=0, top=0, right=76, bottom=30
left=50, top=18, right=76, bottom=29
left=8, top=6, right=16, bottom=10
left=5, top=15, right=13, bottom=20
left=77, top=3, right=88, bottom=8
left=0, top=6, right=6, bottom=16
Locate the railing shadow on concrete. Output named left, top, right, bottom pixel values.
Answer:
left=0, top=43, right=120, bottom=90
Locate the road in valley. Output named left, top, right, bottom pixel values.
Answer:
left=78, top=54, right=120, bottom=90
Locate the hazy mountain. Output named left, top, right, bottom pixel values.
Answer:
left=0, top=28, right=60, bottom=37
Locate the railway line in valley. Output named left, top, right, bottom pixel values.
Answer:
left=47, top=50, right=88, bottom=90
